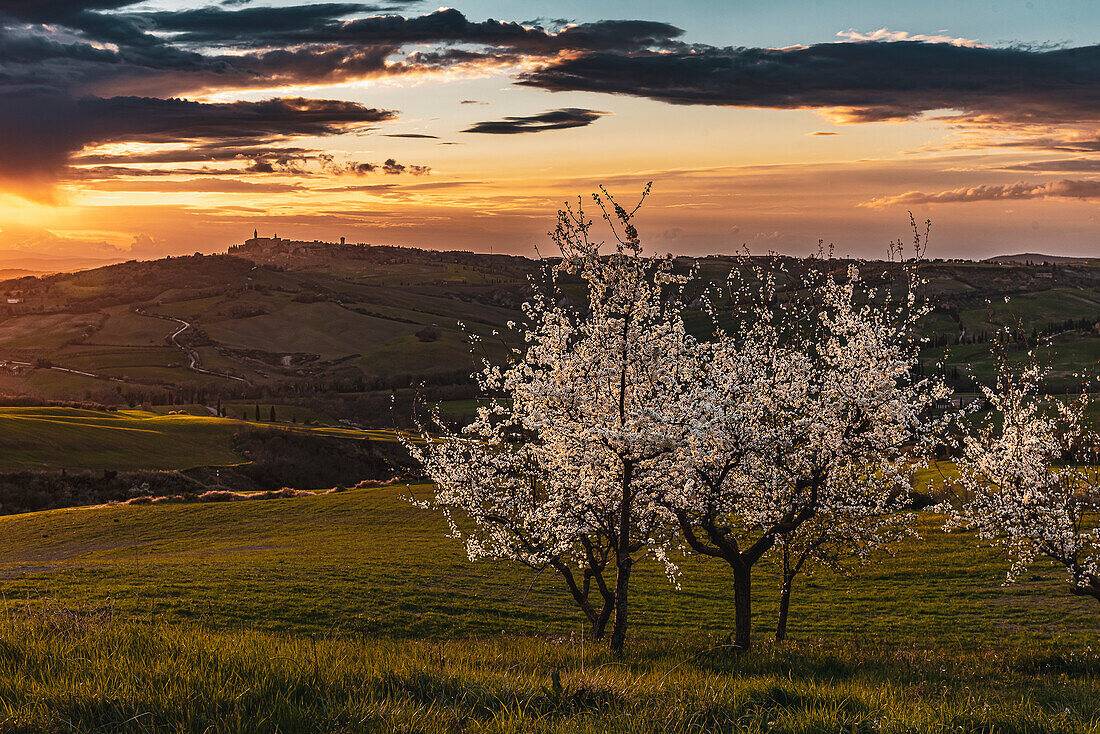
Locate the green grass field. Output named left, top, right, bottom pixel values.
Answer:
left=0, top=485, right=1097, bottom=731
left=221, top=402, right=337, bottom=425
left=0, top=407, right=406, bottom=472
left=203, top=301, right=416, bottom=360
left=0, top=408, right=244, bottom=471
left=0, top=253, right=1096, bottom=730
left=2, top=484, right=1094, bottom=642
left=85, top=306, right=175, bottom=347
left=957, top=288, right=1100, bottom=334
left=1, top=619, right=1097, bottom=733
left=55, top=346, right=180, bottom=371
left=0, top=313, right=103, bottom=352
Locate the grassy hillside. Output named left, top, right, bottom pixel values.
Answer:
left=0, top=484, right=1095, bottom=644
left=0, top=485, right=1097, bottom=730
left=0, top=246, right=1091, bottom=398
left=0, top=408, right=243, bottom=471
left=0, top=246, right=526, bottom=417
left=0, top=407, right=403, bottom=472
left=0, top=243, right=1096, bottom=424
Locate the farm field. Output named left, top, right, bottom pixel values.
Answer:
left=0, top=407, right=404, bottom=472
left=220, top=401, right=338, bottom=425
left=0, top=485, right=1097, bottom=731
left=203, top=301, right=416, bottom=360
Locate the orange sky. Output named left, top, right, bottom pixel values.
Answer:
left=3, top=2, right=1100, bottom=263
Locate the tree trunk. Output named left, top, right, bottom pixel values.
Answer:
left=733, top=565, right=752, bottom=650
left=592, top=597, right=614, bottom=640
left=609, top=552, right=631, bottom=654
left=775, top=579, right=792, bottom=643
left=775, top=538, right=792, bottom=643
left=609, top=460, right=634, bottom=656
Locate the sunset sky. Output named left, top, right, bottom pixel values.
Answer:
left=2, top=0, right=1100, bottom=263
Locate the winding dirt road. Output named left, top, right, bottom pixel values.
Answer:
left=136, top=308, right=249, bottom=383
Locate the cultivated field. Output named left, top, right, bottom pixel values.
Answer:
left=0, top=407, right=403, bottom=472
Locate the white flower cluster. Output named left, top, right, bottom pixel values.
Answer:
left=946, top=357, right=1100, bottom=599
left=666, top=258, right=950, bottom=646
left=405, top=192, right=952, bottom=650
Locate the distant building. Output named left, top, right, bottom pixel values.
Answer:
left=227, top=233, right=375, bottom=264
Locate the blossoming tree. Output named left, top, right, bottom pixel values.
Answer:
left=669, top=257, right=949, bottom=649
left=408, top=187, right=701, bottom=653
left=946, top=354, right=1100, bottom=603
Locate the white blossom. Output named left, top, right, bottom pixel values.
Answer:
left=945, top=353, right=1100, bottom=600
left=405, top=186, right=696, bottom=651
left=666, top=257, right=950, bottom=648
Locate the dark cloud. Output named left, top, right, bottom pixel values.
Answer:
left=404, top=47, right=519, bottom=69
left=865, top=179, right=1100, bottom=207
left=0, top=7, right=677, bottom=118
left=349, top=162, right=378, bottom=174
left=71, top=147, right=429, bottom=178
left=21, top=5, right=680, bottom=57
left=78, top=96, right=393, bottom=142
left=0, top=0, right=141, bottom=25
left=336, top=158, right=429, bottom=175
left=984, top=135, right=1100, bottom=153
left=463, top=108, right=609, bottom=134
left=144, top=4, right=371, bottom=43
left=0, top=11, right=418, bottom=99
left=21, top=3, right=1100, bottom=138
left=0, top=1, right=164, bottom=49
left=73, top=144, right=317, bottom=166
left=176, top=8, right=683, bottom=51
left=0, top=95, right=394, bottom=197
left=0, top=5, right=682, bottom=201
left=521, top=42, right=1100, bottom=126
left=70, top=164, right=256, bottom=178
left=383, top=133, right=439, bottom=139
left=382, top=158, right=428, bottom=174
left=246, top=154, right=309, bottom=174
left=549, top=20, right=685, bottom=52
left=89, top=44, right=398, bottom=98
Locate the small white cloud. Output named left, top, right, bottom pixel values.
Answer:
left=837, top=28, right=986, bottom=48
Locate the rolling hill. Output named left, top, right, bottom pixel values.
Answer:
left=0, top=237, right=1096, bottom=424
left=984, top=252, right=1098, bottom=265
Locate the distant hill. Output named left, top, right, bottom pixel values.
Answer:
left=984, top=253, right=1097, bottom=265
left=0, top=238, right=536, bottom=417
left=0, top=237, right=1095, bottom=419
left=0, top=250, right=124, bottom=275
left=0, top=269, right=37, bottom=279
